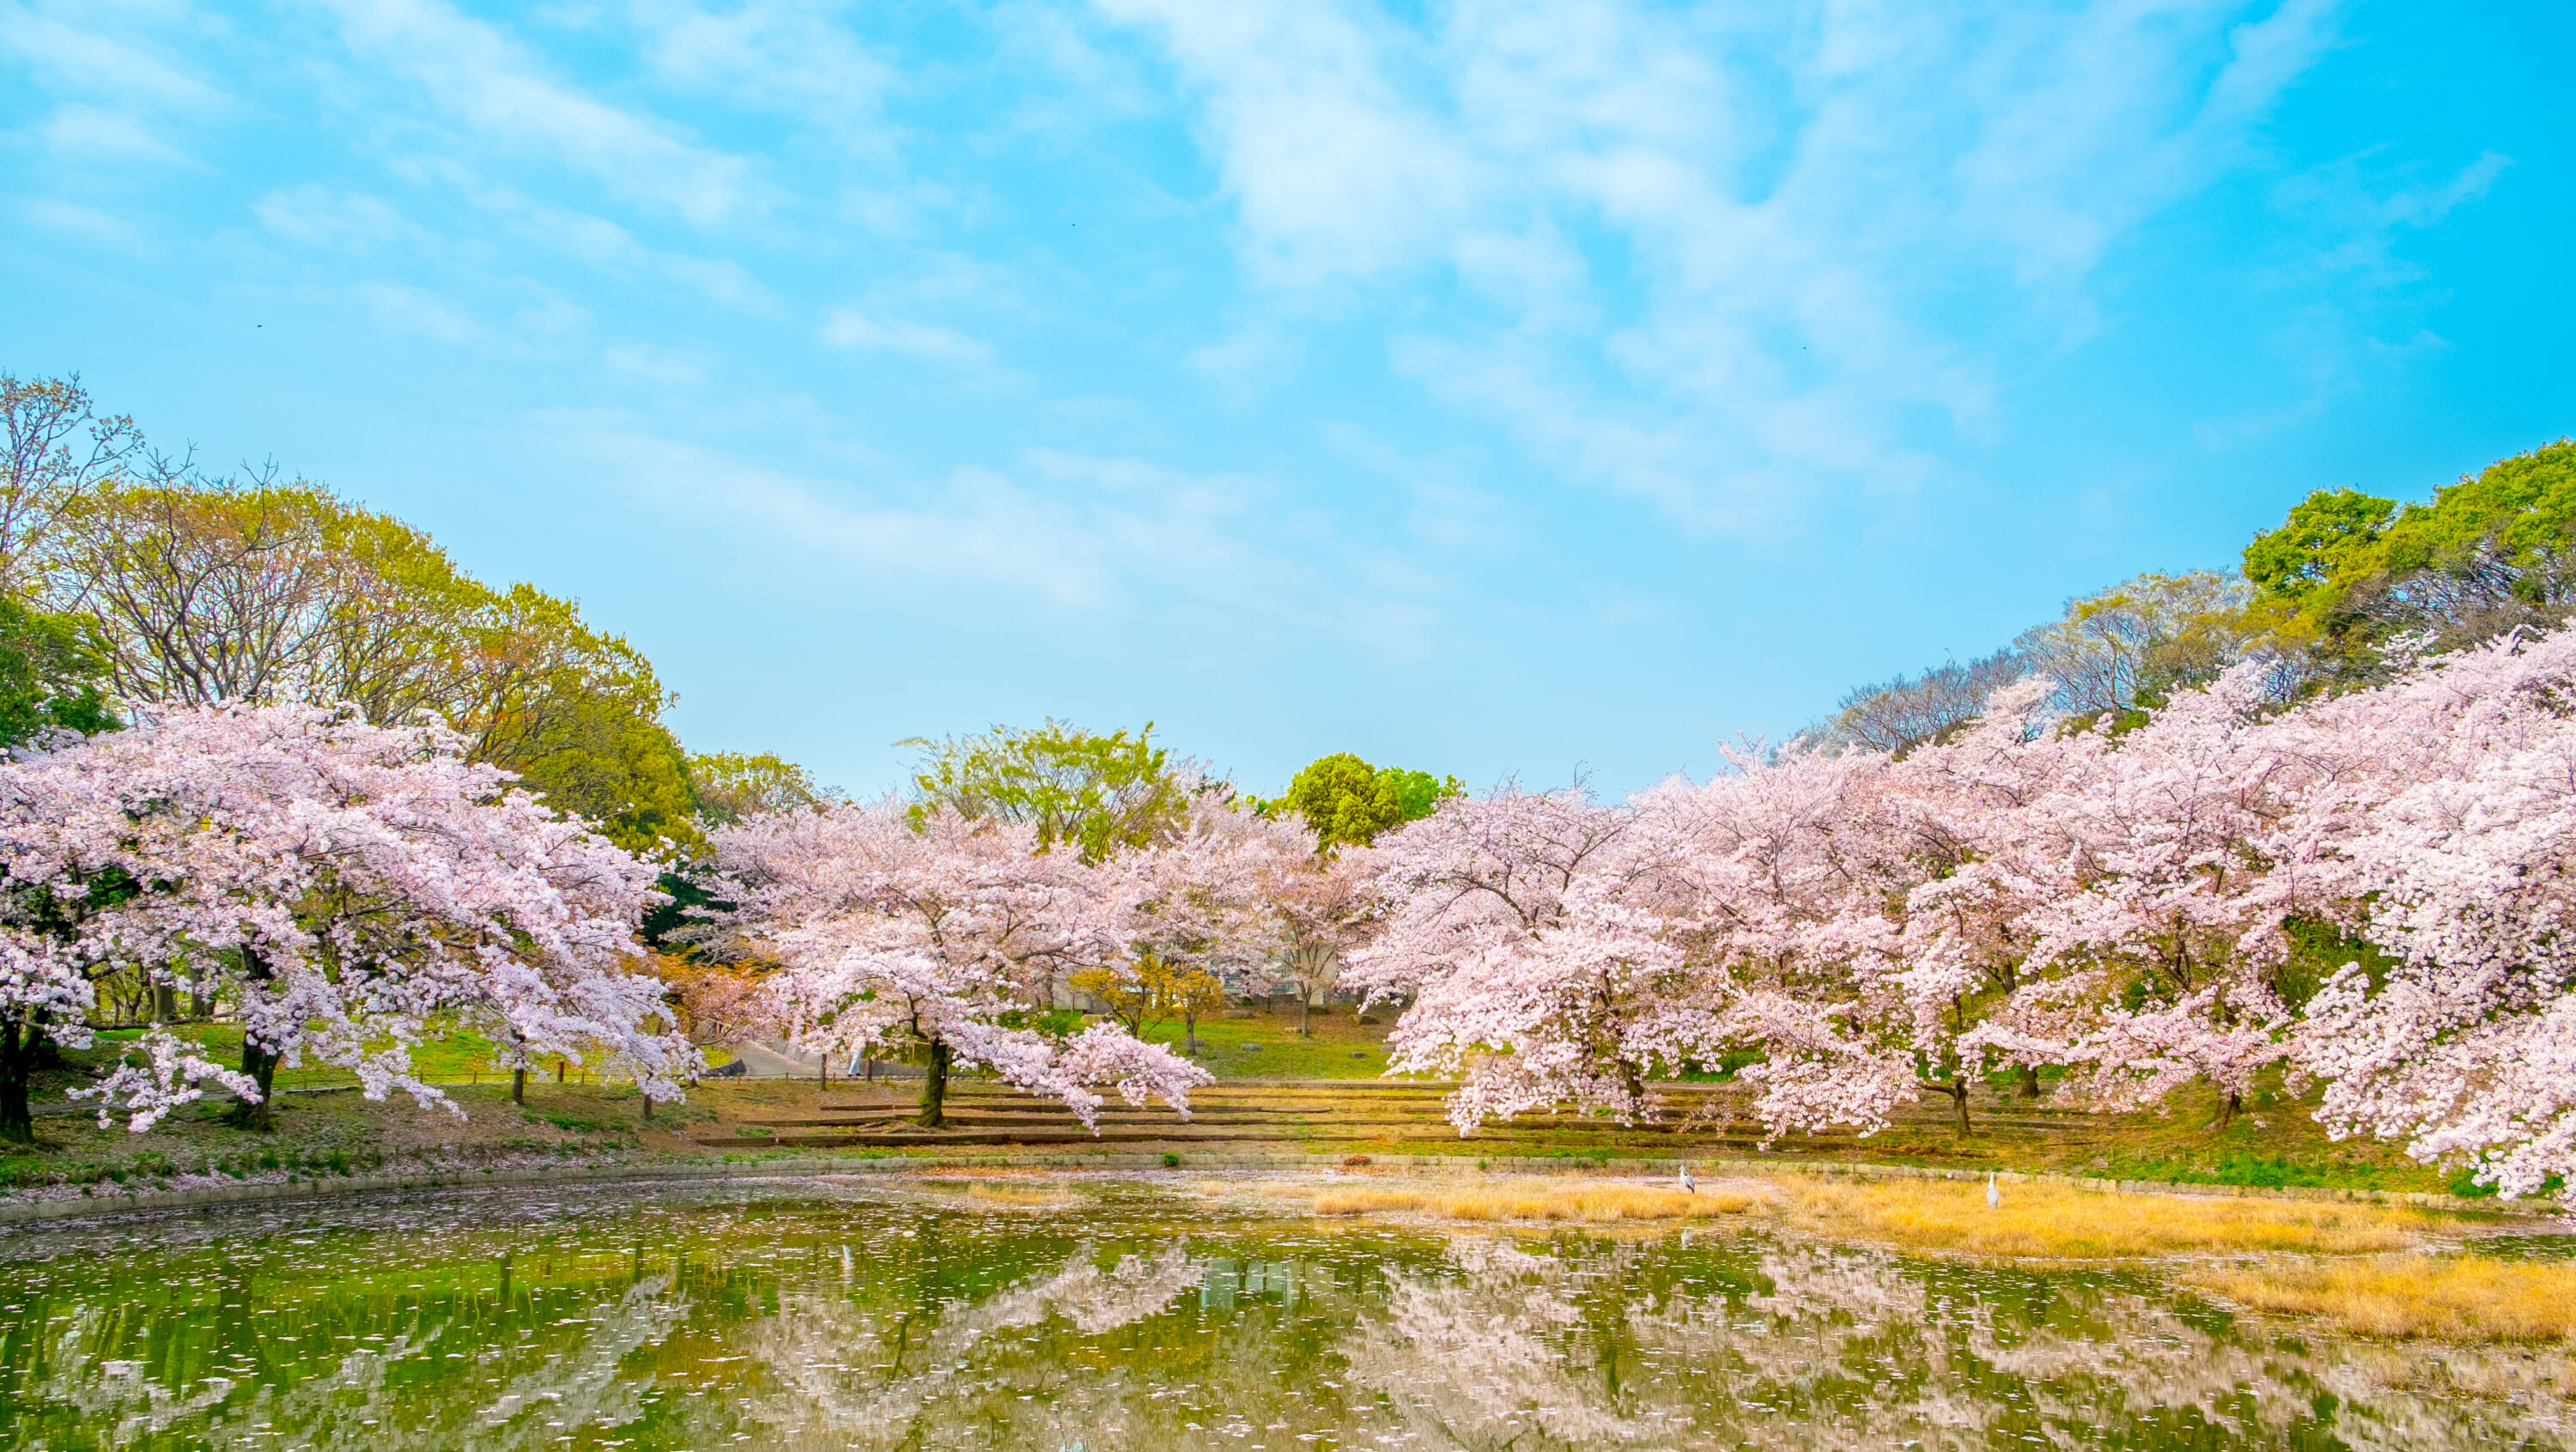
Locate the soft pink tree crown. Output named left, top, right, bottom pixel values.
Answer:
left=0, top=702, right=693, bottom=1129
left=1359, top=629, right=2576, bottom=1200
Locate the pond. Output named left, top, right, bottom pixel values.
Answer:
left=0, top=1174, right=2567, bottom=1450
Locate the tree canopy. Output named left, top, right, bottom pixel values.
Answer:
left=0, top=374, right=744, bottom=855
left=1258, top=751, right=1463, bottom=848
left=902, top=720, right=1212, bottom=861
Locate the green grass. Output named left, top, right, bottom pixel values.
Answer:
left=78, top=1024, right=732, bottom=1088
left=1127, top=1005, right=1400, bottom=1080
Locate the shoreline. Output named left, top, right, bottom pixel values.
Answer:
left=3, top=1146, right=2557, bottom=1230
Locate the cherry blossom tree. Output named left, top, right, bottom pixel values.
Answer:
left=1082, top=799, right=1303, bottom=1036
left=1263, top=844, right=1374, bottom=1037
left=712, top=799, right=1209, bottom=1129
left=0, top=702, right=691, bottom=1140
left=2278, top=629, right=2576, bottom=1198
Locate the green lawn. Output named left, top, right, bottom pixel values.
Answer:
left=81, top=1024, right=732, bottom=1089
left=1127, top=1005, right=1402, bottom=1080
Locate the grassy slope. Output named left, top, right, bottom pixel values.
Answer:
left=0, top=1004, right=2470, bottom=1202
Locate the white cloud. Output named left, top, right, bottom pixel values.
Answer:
left=314, top=0, right=762, bottom=225
left=605, top=342, right=708, bottom=386
left=354, top=279, right=483, bottom=343
left=253, top=185, right=421, bottom=250
left=544, top=415, right=1456, bottom=660
left=36, top=103, right=191, bottom=165
left=819, top=307, right=993, bottom=367
left=621, top=0, right=896, bottom=137
left=18, top=196, right=143, bottom=252
left=0, top=4, right=228, bottom=113
left=1094, top=0, right=2352, bottom=533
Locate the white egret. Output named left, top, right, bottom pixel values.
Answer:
left=1986, top=1173, right=2000, bottom=1208
left=1679, top=1163, right=1696, bottom=1194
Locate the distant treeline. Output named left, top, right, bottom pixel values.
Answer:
left=1814, top=439, right=2576, bottom=753
left=1, top=372, right=823, bottom=853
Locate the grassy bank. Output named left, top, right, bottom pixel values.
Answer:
left=0, top=1003, right=2509, bottom=1208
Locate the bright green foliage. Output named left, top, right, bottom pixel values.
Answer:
left=2242, top=487, right=2399, bottom=607
left=460, top=584, right=697, bottom=856
left=902, top=720, right=1206, bottom=860
left=2244, top=440, right=2576, bottom=680
left=2, top=371, right=702, bottom=855
left=689, top=750, right=832, bottom=826
left=1260, top=752, right=1463, bottom=848
left=0, top=592, right=115, bottom=747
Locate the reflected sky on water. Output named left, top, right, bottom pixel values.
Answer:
left=0, top=1175, right=2568, bottom=1450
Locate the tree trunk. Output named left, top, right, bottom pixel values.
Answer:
left=2020, top=1063, right=2042, bottom=1100
left=641, top=1090, right=653, bottom=1121
left=229, top=1037, right=281, bottom=1131
left=0, top=1018, right=39, bottom=1146
left=153, top=983, right=178, bottom=1024
left=1942, top=1080, right=1971, bottom=1137
left=2218, top=1091, right=2242, bottom=1128
left=230, top=947, right=280, bottom=1129
left=1298, top=993, right=1312, bottom=1039
left=512, top=1066, right=526, bottom=1105
left=918, top=1039, right=951, bottom=1128
left=1184, top=1009, right=1201, bottom=1056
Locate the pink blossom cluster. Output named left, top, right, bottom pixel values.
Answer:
left=0, top=702, right=695, bottom=1132
left=711, top=799, right=1228, bottom=1127
left=1357, top=630, right=2576, bottom=1200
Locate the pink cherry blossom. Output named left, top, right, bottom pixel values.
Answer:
left=0, top=702, right=691, bottom=1137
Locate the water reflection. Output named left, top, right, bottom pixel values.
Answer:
left=0, top=1177, right=2568, bottom=1451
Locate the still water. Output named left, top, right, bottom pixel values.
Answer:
left=0, top=1175, right=2567, bottom=1451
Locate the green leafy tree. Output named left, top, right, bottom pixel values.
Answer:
left=2245, top=440, right=2576, bottom=683
left=0, top=592, right=115, bottom=747
left=1258, top=752, right=1462, bottom=848
left=690, top=750, right=833, bottom=826
left=902, top=720, right=1210, bottom=861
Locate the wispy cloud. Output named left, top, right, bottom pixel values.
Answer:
left=819, top=307, right=993, bottom=367
left=313, top=0, right=762, bottom=225
left=1100, top=0, right=2353, bottom=533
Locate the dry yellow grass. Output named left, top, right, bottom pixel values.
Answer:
left=1308, top=1177, right=1757, bottom=1224
left=1771, top=1178, right=2438, bottom=1259
left=959, top=1181, right=1066, bottom=1207
left=2187, top=1255, right=2576, bottom=1340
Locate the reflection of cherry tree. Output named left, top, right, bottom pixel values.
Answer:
left=1343, top=1236, right=1675, bottom=1449
left=21, top=1273, right=708, bottom=1452
left=736, top=1242, right=1244, bottom=1451
left=1337, top=1230, right=2572, bottom=1452
left=1620, top=1242, right=2573, bottom=1452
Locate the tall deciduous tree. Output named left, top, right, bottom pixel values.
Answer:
left=902, top=720, right=1212, bottom=861
left=0, top=372, right=142, bottom=594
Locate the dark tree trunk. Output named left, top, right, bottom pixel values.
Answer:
left=2020, top=1063, right=2042, bottom=1099
left=1298, top=993, right=1312, bottom=1039
left=153, top=983, right=178, bottom=1024
left=641, top=1091, right=653, bottom=1121
left=2219, top=1091, right=2242, bottom=1128
left=229, top=1038, right=281, bottom=1131
left=230, top=948, right=280, bottom=1129
left=918, top=1039, right=951, bottom=1128
left=0, top=1018, right=39, bottom=1145
left=1940, top=1080, right=1971, bottom=1137
left=512, top=1067, right=527, bottom=1105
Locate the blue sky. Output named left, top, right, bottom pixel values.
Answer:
left=4, top=1, right=2569, bottom=799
